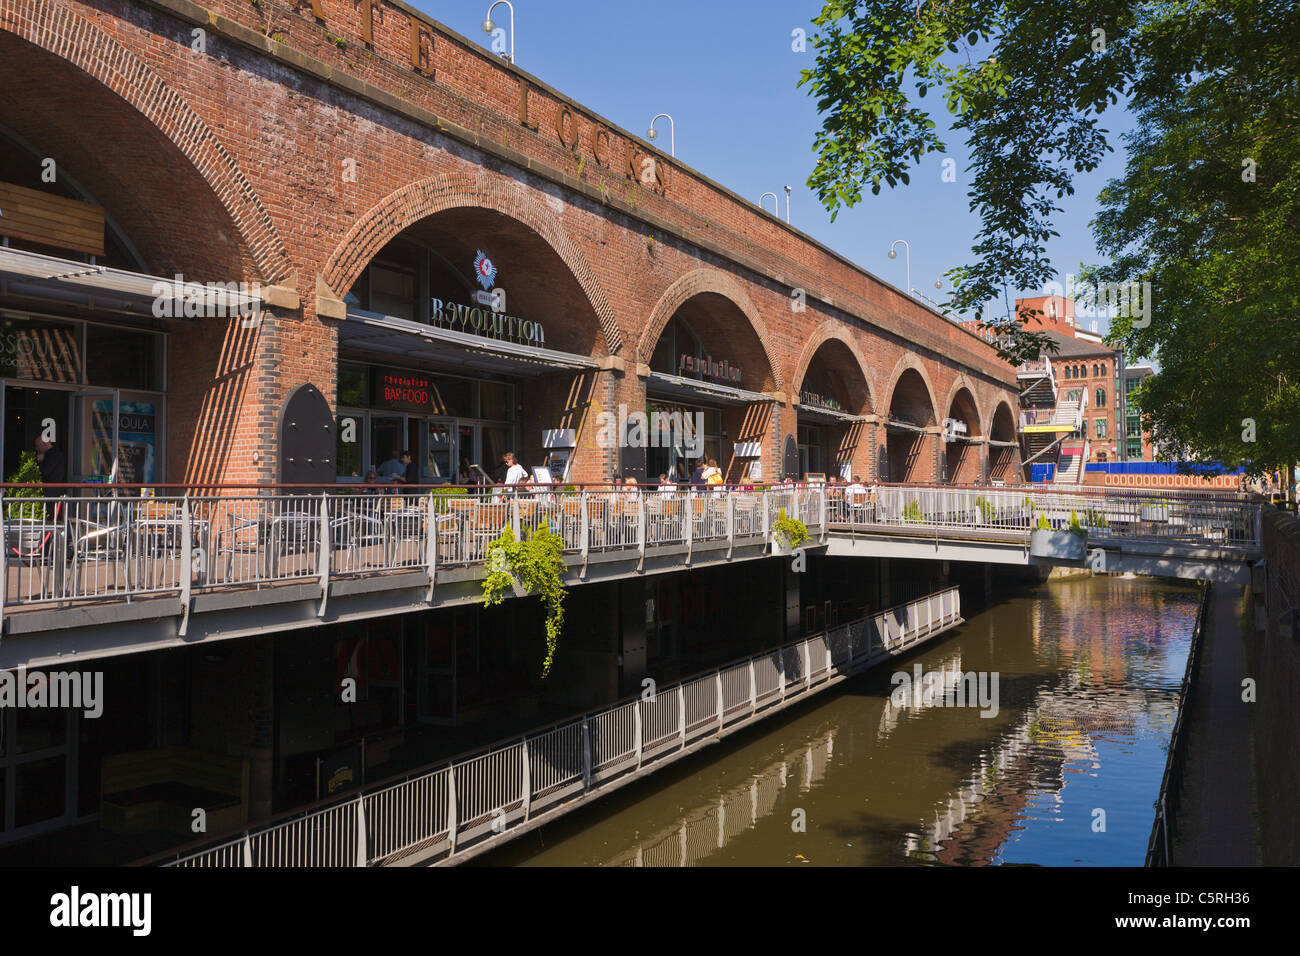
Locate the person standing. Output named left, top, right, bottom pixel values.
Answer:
left=690, top=460, right=707, bottom=487
left=35, top=437, right=67, bottom=493
left=502, top=452, right=527, bottom=486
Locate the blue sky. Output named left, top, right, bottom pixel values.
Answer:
left=416, top=0, right=1135, bottom=334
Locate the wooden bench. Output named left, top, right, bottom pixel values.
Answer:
left=101, top=747, right=249, bottom=836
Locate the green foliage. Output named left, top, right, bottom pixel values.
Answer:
left=5, top=451, right=44, bottom=521
left=1035, top=512, right=1051, bottom=531
left=902, top=500, right=924, bottom=523
left=798, top=0, right=1300, bottom=422
left=772, top=507, right=809, bottom=549
left=482, top=523, right=567, bottom=678
left=1084, top=507, right=1108, bottom=529
left=974, top=496, right=996, bottom=523
left=1067, top=510, right=1087, bottom=540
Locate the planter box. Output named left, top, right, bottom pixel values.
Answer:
left=771, top=534, right=793, bottom=556
left=1029, top=528, right=1087, bottom=563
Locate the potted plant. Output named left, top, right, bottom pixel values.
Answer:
left=771, top=507, right=808, bottom=555
left=482, top=524, right=568, bottom=677
left=1029, top=509, right=1087, bottom=563
left=902, top=499, right=924, bottom=524
left=974, top=496, right=996, bottom=526
left=5, top=451, right=47, bottom=553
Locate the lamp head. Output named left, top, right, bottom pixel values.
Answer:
left=935, top=279, right=943, bottom=289
left=888, top=249, right=897, bottom=260
left=482, top=18, right=495, bottom=34
left=646, top=127, right=658, bottom=141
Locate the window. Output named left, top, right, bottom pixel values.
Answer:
left=1095, top=388, right=1106, bottom=408
left=1095, top=418, right=1108, bottom=439
left=86, top=324, right=164, bottom=391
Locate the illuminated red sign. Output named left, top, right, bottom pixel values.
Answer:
left=374, top=371, right=435, bottom=412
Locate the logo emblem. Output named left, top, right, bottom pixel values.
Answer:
left=474, top=250, right=497, bottom=290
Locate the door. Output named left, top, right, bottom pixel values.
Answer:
left=76, top=389, right=119, bottom=484
left=2, top=384, right=75, bottom=484
left=370, top=415, right=406, bottom=479
left=423, top=419, right=456, bottom=484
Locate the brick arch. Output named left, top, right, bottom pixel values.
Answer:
left=882, top=355, right=940, bottom=427
left=987, top=398, right=1017, bottom=442
left=638, top=269, right=785, bottom=391
left=942, top=376, right=983, bottom=437
left=788, top=322, right=876, bottom=414
left=322, top=172, right=624, bottom=355
left=1, top=0, right=293, bottom=283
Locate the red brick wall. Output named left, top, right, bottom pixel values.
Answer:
left=0, top=0, right=1021, bottom=486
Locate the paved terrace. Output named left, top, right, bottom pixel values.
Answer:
left=0, top=483, right=1261, bottom=669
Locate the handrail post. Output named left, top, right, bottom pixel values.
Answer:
left=355, top=795, right=367, bottom=867
left=748, top=658, right=756, bottom=713
left=318, top=492, right=330, bottom=616
left=425, top=492, right=437, bottom=601
left=715, top=671, right=724, bottom=731
left=820, top=484, right=827, bottom=542
left=637, top=492, right=646, bottom=568
left=179, top=494, right=193, bottom=637
left=521, top=736, right=532, bottom=820
left=684, top=489, right=693, bottom=564
left=677, top=685, right=686, bottom=747
left=778, top=649, right=787, bottom=699
left=0, top=490, right=7, bottom=635
left=579, top=492, right=589, bottom=575
left=581, top=716, right=592, bottom=790
left=633, top=701, right=643, bottom=769
left=804, top=640, right=811, bottom=688
left=512, top=493, right=521, bottom=540
left=446, top=766, right=458, bottom=854
left=726, top=491, right=735, bottom=558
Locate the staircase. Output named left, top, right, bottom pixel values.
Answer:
left=1054, top=439, right=1089, bottom=485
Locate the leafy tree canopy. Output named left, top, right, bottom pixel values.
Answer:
left=800, top=0, right=1300, bottom=472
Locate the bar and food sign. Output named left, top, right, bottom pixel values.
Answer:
left=373, top=369, right=437, bottom=413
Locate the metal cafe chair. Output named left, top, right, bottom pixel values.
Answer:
left=69, top=498, right=131, bottom=595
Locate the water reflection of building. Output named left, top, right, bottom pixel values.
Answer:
left=604, top=727, right=837, bottom=867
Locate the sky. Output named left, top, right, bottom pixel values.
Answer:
left=415, top=0, right=1137, bottom=336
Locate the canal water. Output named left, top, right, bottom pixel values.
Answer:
left=480, top=576, right=1202, bottom=866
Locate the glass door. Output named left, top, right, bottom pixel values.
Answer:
left=370, top=415, right=406, bottom=481
left=75, top=389, right=119, bottom=484
left=458, top=424, right=477, bottom=484
left=2, top=384, right=76, bottom=484
left=423, top=420, right=456, bottom=484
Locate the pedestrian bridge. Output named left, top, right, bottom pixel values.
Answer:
left=0, top=484, right=1262, bottom=669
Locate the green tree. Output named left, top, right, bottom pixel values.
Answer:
left=799, top=1, right=1300, bottom=472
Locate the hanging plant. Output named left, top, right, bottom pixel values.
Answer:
left=482, top=524, right=568, bottom=678
left=772, top=507, right=809, bottom=551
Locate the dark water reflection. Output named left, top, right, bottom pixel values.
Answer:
left=486, top=577, right=1200, bottom=867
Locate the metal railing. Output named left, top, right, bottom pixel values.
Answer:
left=1146, top=582, right=1209, bottom=866
left=825, top=484, right=1262, bottom=550
left=159, top=586, right=962, bottom=867
left=0, top=485, right=821, bottom=615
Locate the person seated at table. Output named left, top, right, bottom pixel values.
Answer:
left=363, top=469, right=382, bottom=494
left=657, top=473, right=675, bottom=495
left=846, top=475, right=869, bottom=516
left=393, top=450, right=418, bottom=486
left=376, top=449, right=404, bottom=482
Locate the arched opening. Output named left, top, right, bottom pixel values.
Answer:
left=989, top=402, right=1018, bottom=483
left=339, top=206, right=608, bottom=485
left=794, top=339, right=872, bottom=482
left=643, top=291, right=778, bottom=484
left=883, top=368, right=936, bottom=483
left=0, top=30, right=273, bottom=488
left=942, top=387, right=983, bottom=484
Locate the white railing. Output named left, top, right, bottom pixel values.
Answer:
left=825, top=484, right=1261, bottom=549
left=0, top=485, right=824, bottom=614
left=160, top=586, right=962, bottom=867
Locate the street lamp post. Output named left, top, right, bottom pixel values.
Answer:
left=888, top=239, right=912, bottom=295
left=481, top=1, right=515, bottom=64
left=646, top=113, right=675, bottom=157
left=759, top=192, right=779, bottom=216
left=783, top=185, right=791, bottom=224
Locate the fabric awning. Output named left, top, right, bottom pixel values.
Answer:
left=646, top=371, right=774, bottom=406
